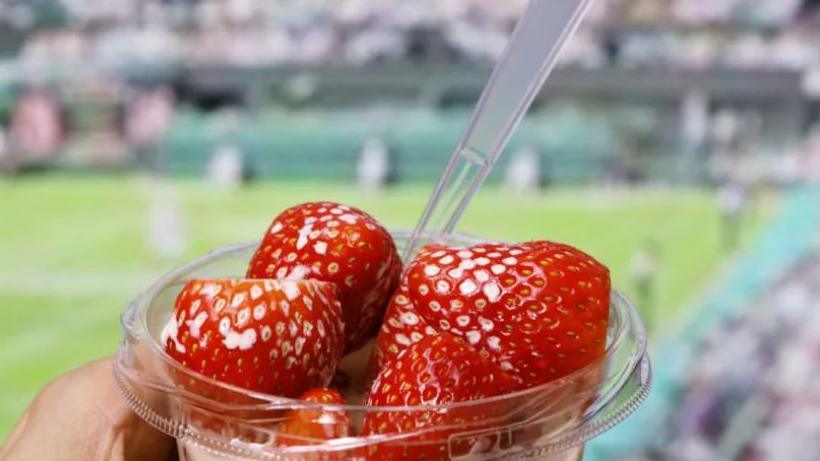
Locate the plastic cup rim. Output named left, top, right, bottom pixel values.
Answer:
left=121, top=231, right=648, bottom=413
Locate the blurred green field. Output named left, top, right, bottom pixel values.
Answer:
left=0, top=174, right=773, bottom=440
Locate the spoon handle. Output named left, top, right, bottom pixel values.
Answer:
left=404, top=0, right=594, bottom=262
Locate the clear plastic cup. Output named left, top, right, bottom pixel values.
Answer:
left=114, top=232, right=651, bottom=460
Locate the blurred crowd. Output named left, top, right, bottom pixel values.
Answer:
left=0, top=83, right=176, bottom=171
left=1, top=0, right=820, bottom=181
left=633, top=252, right=820, bottom=461
left=6, top=0, right=820, bottom=69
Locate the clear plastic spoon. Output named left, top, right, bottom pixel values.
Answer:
left=403, top=0, right=594, bottom=262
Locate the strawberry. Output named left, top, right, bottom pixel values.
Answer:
left=362, top=333, right=517, bottom=460
left=247, top=202, right=402, bottom=352
left=372, top=241, right=610, bottom=389
left=367, top=277, right=437, bottom=379
left=277, top=388, right=351, bottom=446
left=162, top=278, right=345, bottom=398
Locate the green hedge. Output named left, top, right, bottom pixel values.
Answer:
left=159, top=107, right=621, bottom=184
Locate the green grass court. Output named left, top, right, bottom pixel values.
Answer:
left=0, top=174, right=773, bottom=439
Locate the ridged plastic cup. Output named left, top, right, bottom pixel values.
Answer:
left=114, top=232, right=651, bottom=460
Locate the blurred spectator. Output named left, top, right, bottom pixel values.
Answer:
left=717, top=180, right=747, bottom=252
left=357, top=137, right=390, bottom=190
left=0, top=127, right=8, bottom=171
left=8, top=87, right=64, bottom=169
left=504, top=146, right=541, bottom=193
left=629, top=240, right=659, bottom=328
left=610, top=139, right=642, bottom=185
left=801, top=126, right=820, bottom=184
left=147, top=180, right=187, bottom=258
left=124, top=86, right=175, bottom=169
left=206, top=144, right=245, bottom=189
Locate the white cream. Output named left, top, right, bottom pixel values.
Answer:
left=400, top=312, right=419, bottom=326
left=487, top=336, right=501, bottom=350
left=282, top=282, right=300, bottom=301
left=459, top=279, right=478, bottom=295
left=466, top=330, right=481, bottom=345
left=483, top=283, right=501, bottom=302
left=222, top=328, right=257, bottom=350
left=160, top=315, right=186, bottom=353
left=338, top=213, right=358, bottom=224
left=296, top=223, right=314, bottom=250
left=186, top=312, right=209, bottom=339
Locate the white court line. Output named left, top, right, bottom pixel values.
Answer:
left=0, top=271, right=156, bottom=297
left=0, top=273, right=152, bottom=365
left=0, top=306, right=116, bottom=366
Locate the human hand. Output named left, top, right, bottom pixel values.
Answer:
left=0, top=357, right=176, bottom=461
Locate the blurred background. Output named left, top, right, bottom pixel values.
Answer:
left=0, top=0, right=819, bottom=459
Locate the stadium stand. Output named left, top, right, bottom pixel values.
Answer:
left=587, top=185, right=820, bottom=460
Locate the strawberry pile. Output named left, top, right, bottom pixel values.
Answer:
left=161, top=201, right=611, bottom=457
left=162, top=202, right=401, bottom=398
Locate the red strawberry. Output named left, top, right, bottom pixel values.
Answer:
left=363, top=333, right=517, bottom=460
left=367, top=277, right=438, bottom=379
left=247, top=202, right=402, bottom=352
left=277, top=388, right=351, bottom=446
left=373, top=241, right=610, bottom=389
left=163, top=278, right=345, bottom=398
